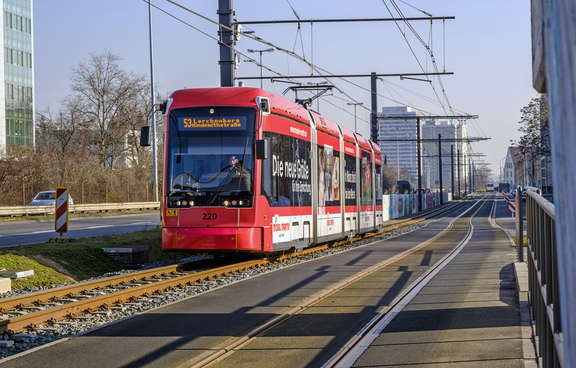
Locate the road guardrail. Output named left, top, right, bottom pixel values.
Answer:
left=0, top=202, right=160, bottom=217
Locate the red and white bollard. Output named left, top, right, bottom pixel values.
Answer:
left=55, top=187, right=69, bottom=236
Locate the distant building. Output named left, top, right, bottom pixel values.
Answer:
left=377, top=106, right=421, bottom=186
left=378, top=106, right=470, bottom=193
left=422, top=120, right=457, bottom=192
left=0, top=0, right=34, bottom=156
left=503, top=146, right=530, bottom=188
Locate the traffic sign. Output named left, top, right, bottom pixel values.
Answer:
left=55, top=187, right=69, bottom=235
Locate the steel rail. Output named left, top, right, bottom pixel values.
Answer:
left=184, top=199, right=482, bottom=368
left=0, top=200, right=465, bottom=334
left=0, top=202, right=454, bottom=313
left=0, top=200, right=458, bottom=313
left=324, top=198, right=485, bottom=368
left=0, top=263, right=188, bottom=313
left=0, top=260, right=270, bottom=333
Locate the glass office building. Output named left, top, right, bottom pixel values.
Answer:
left=0, top=0, right=34, bottom=155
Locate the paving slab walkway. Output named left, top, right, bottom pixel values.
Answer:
left=352, top=200, right=528, bottom=368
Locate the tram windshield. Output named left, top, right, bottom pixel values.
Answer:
left=166, top=107, right=256, bottom=206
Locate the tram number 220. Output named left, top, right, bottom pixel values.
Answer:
left=202, top=212, right=218, bottom=220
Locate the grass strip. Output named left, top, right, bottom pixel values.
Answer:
left=0, top=228, right=190, bottom=289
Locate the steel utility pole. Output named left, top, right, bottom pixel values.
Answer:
left=451, top=145, right=455, bottom=199
left=416, top=116, right=422, bottom=211
left=147, top=1, right=158, bottom=202
left=218, top=0, right=235, bottom=87
left=463, top=154, right=467, bottom=196
left=370, top=72, right=378, bottom=142
left=438, top=134, right=443, bottom=205
left=469, top=158, right=473, bottom=193
left=457, top=148, right=461, bottom=197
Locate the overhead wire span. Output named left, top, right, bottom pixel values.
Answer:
left=143, top=0, right=290, bottom=82
left=396, top=0, right=432, bottom=17
left=162, top=0, right=438, bottom=114
left=379, top=0, right=448, bottom=115
left=387, top=0, right=461, bottom=115
left=143, top=1, right=371, bottom=128
left=323, top=96, right=370, bottom=124
left=153, top=0, right=465, bottom=128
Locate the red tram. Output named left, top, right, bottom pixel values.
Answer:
left=160, top=88, right=383, bottom=252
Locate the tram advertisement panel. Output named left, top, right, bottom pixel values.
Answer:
left=318, top=145, right=340, bottom=208
left=375, top=164, right=382, bottom=205
left=361, top=151, right=372, bottom=205
left=261, top=132, right=312, bottom=207
left=344, top=154, right=357, bottom=206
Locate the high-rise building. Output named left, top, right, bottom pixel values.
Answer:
left=422, top=120, right=457, bottom=192
left=377, top=106, right=422, bottom=186
left=0, top=0, right=34, bottom=156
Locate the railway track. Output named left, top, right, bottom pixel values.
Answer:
left=324, top=199, right=488, bottom=368
left=0, top=201, right=466, bottom=337
left=182, top=198, right=485, bottom=368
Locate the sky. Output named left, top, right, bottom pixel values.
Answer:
left=33, top=1, right=538, bottom=178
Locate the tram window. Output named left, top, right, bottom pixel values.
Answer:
left=344, top=154, right=357, bottom=206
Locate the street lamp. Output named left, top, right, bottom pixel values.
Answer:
left=346, top=102, right=363, bottom=134
left=247, top=48, right=274, bottom=88
left=147, top=1, right=158, bottom=202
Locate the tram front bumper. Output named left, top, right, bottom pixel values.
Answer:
left=162, top=227, right=263, bottom=252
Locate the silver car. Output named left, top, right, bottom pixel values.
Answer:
left=29, top=190, right=74, bottom=206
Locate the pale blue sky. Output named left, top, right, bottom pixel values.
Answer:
left=34, top=1, right=537, bottom=176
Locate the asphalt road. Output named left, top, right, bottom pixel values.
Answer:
left=0, top=213, right=161, bottom=248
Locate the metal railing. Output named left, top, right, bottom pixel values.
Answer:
left=526, top=189, right=563, bottom=367
left=0, top=202, right=160, bottom=218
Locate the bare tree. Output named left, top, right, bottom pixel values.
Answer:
left=0, top=157, right=13, bottom=191
left=71, top=50, right=145, bottom=168
left=0, top=50, right=161, bottom=206
left=37, top=96, right=90, bottom=185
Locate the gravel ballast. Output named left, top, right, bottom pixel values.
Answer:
left=0, top=218, right=438, bottom=359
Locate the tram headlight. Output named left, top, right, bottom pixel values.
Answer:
left=239, top=200, right=244, bottom=206
left=181, top=200, right=188, bottom=207
left=223, top=200, right=229, bottom=207
left=190, top=200, right=195, bottom=207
